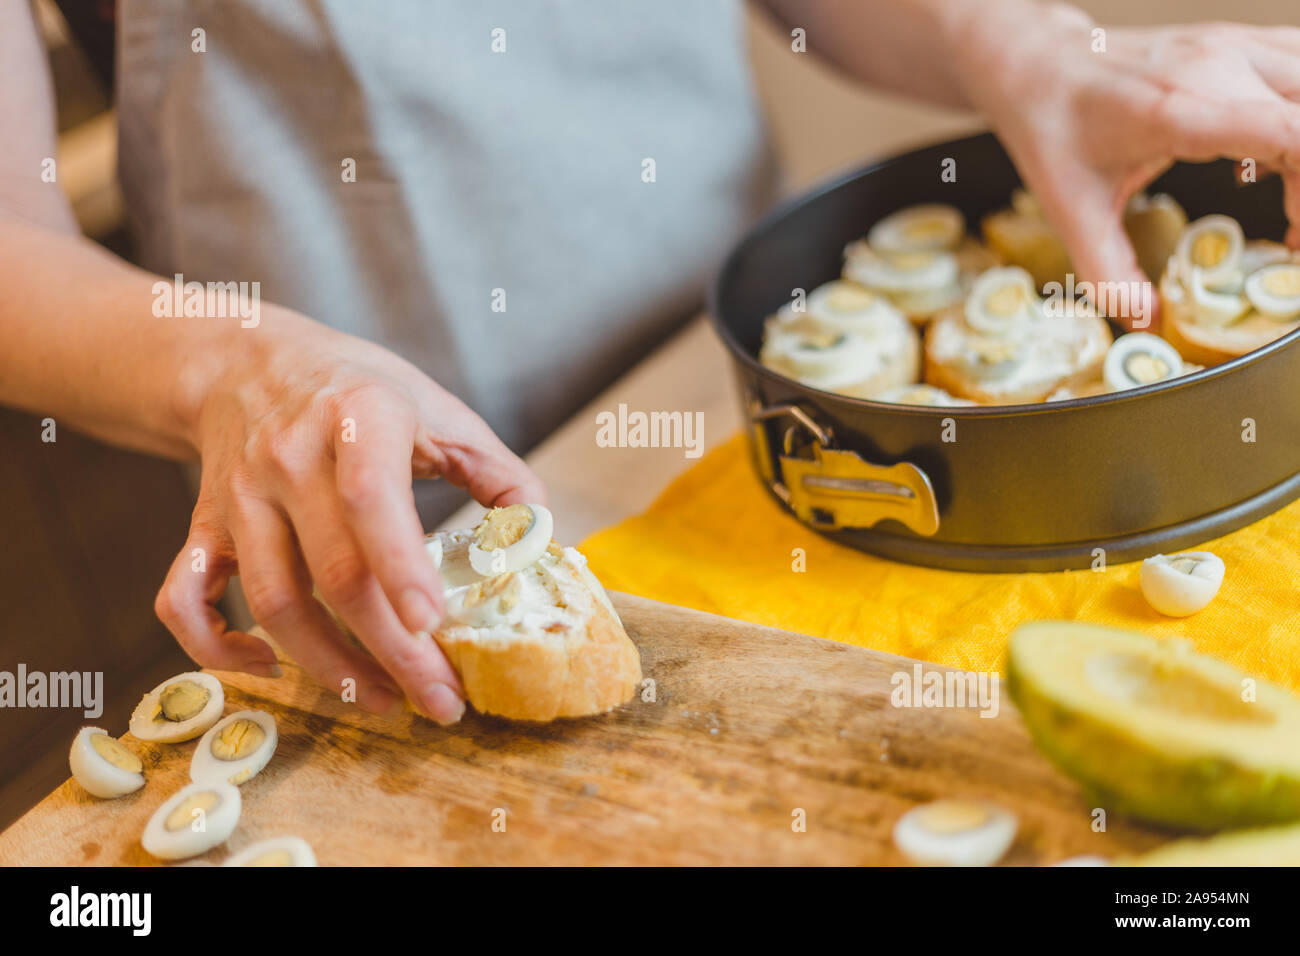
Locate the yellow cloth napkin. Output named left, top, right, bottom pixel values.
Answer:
left=580, top=433, right=1300, bottom=692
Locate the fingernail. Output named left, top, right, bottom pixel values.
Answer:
left=398, top=588, right=440, bottom=633
left=244, top=660, right=283, bottom=678
left=417, top=682, right=465, bottom=726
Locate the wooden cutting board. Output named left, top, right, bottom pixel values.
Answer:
left=0, top=593, right=1168, bottom=865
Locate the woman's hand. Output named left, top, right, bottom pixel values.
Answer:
left=153, top=307, right=545, bottom=724
left=952, top=4, right=1300, bottom=326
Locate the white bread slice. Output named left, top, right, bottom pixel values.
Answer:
left=430, top=530, right=642, bottom=722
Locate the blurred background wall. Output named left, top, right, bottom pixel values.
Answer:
left=3, top=0, right=1294, bottom=829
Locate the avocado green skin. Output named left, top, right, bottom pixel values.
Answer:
left=1008, top=659, right=1300, bottom=832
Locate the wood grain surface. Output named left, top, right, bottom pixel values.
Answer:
left=0, top=593, right=1169, bottom=866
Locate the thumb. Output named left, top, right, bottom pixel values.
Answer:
left=1035, top=180, right=1158, bottom=332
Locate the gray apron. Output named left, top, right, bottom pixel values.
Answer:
left=117, top=0, right=778, bottom=522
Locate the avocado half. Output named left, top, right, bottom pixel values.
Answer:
left=1008, top=621, right=1300, bottom=831
left=1125, top=822, right=1300, bottom=866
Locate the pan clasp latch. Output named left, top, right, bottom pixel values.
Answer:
left=749, top=401, right=939, bottom=536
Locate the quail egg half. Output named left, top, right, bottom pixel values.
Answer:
left=1175, top=214, right=1244, bottom=287
left=1244, top=263, right=1300, bottom=320
left=69, top=727, right=145, bottom=799
left=468, top=503, right=554, bottom=576
left=1103, top=333, right=1185, bottom=391
left=425, top=533, right=443, bottom=569
left=223, top=835, right=318, bottom=867
left=893, top=799, right=1018, bottom=867
left=964, top=266, right=1040, bottom=335
left=129, top=672, right=225, bottom=743
left=191, top=710, right=278, bottom=786
left=866, top=203, right=966, bottom=255
left=1140, top=551, right=1225, bottom=617
left=142, top=780, right=242, bottom=860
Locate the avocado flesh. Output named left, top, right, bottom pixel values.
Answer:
left=1008, top=621, right=1300, bottom=832
left=1125, top=822, right=1300, bottom=866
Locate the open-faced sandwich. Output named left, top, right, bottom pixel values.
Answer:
left=424, top=504, right=642, bottom=722
left=1158, top=214, right=1300, bottom=366
left=759, top=279, right=920, bottom=398
left=923, top=266, right=1111, bottom=404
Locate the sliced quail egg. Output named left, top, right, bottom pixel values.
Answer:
left=1175, top=215, right=1244, bottom=287
left=223, top=836, right=317, bottom=867
left=445, top=572, right=525, bottom=628
left=69, top=727, right=145, bottom=799
left=760, top=327, right=877, bottom=383
left=1245, top=263, right=1300, bottom=320
left=142, top=780, right=241, bottom=860
left=893, top=799, right=1018, bottom=867
left=191, top=710, right=278, bottom=786
left=872, top=384, right=976, bottom=407
left=128, top=672, right=224, bottom=743
left=468, top=503, right=553, bottom=576
left=957, top=336, right=1026, bottom=382
left=844, top=245, right=960, bottom=294
left=1103, top=333, right=1184, bottom=391
left=1140, top=551, right=1225, bottom=617
left=425, top=534, right=443, bottom=569
left=1239, top=239, right=1292, bottom=277
left=964, top=267, right=1039, bottom=335
left=867, top=203, right=965, bottom=254
left=794, top=280, right=903, bottom=334
left=1188, top=267, right=1250, bottom=328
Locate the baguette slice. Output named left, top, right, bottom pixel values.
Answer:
left=1160, top=277, right=1300, bottom=366
left=923, top=305, right=1111, bottom=405
left=430, top=530, right=642, bottom=722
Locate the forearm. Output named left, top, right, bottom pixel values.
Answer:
left=758, top=0, right=1091, bottom=112
left=0, top=213, right=271, bottom=461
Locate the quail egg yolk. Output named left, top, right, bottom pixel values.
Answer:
left=465, top=573, right=520, bottom=612
left=247, top=849, right=295, bottom=867
left=157, top=680, right=210, bottom=722
left=1124, top=352, right=1171, bottom=383
left=984, top=284, right=1027, bottom=317
left=165, top=790, right=222, bottom=831
left=914, top=801, right=991, bottom=834
left=1262, top=268, right=1300, bottom=297
left=1190, top=232, right=1230, bottom=269
left=474, top=505, right=535, bottom=551
left=903, top=220, right=952, bottom=242
left=211, top=719, right=267, bottom=761
left=89, top=733, right=143, bottom=773
left=972, top=339, right=1018, bottom=364
left=889, top=251, right=936, bottom=271
left=825, top=286, right=877, bottom=312
left=795, top=331, right=844, bottom=350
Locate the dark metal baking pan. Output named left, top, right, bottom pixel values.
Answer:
left=709, top=132, right=1300, bottom=571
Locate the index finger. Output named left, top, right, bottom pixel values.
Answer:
left=332, top=389, right=446, bottom=635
